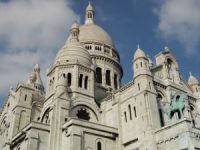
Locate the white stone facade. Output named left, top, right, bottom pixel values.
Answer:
left=0, top=3, right=200, bottom=150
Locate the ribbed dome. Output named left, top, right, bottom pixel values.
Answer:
left=55, top=43, right=92, bottom=67
left=188, top=72, right=199, bottom=85
left=55, top=22, right=92, bottom=67
left=134, top=46, right=147, bottom=60
left=79, top=24, right=114, bottom=47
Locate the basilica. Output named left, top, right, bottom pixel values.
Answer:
left=0, top=2, right=200, bottom=150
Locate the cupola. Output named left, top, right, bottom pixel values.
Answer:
left=55, top=21, right=92, bottom=67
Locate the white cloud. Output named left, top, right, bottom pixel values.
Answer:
left=155, top=0, right=200, bottom=55
left=0, top=0, right=78, bottom=104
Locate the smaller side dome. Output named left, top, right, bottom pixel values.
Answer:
left=54, top=22, right=92, bottom=67
left=188, top=72, right=199, bottom=85
left=133, top=45, right=147, bottom=61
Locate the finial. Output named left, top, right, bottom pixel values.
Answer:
left=70, top=21, right=79, bottom=42
left=137, top=44, right=140, bottom=49
left=34, top=64, right=40, bottom=72
left=164, top=46, right=170, bottom=52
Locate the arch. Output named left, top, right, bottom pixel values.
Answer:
left=106, top=70, right=111, bottom=86
left=41, top=107, right=51, bottom=124
left=96, top=67, right=102, bottom=83
left=67, top=73, right=72, bottom=87
left=84, top=76, right=88, bottom=89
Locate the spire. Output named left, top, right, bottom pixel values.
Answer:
left=85, top=1, right=94, bottom=24
left=70, top=21, right=79, bottom=42
left=33, top=64, right=45, bottom=95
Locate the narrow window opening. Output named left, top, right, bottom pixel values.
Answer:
left=138, top=83, right=140, bottom=91
left=128, top=105, right=132, bottom=120
left=124, top=112, right=127, bottom=122
left=79, top=74, right=83, bottom=88
left=140, top=62, right=143, bottom=67
left=96, top=68, right=102, bottom=83
left=114, top=74, right=118, bottom=89
left=196, top=88, right=198, bottom=92
left=63, top=73, right=66, bottom=78
left=136, top=64, right=138, bottom=69
left=24, top=94, right=27, bottom=101
left=159, top=109, right=164, bottom=127
left=84, top=76, right=88, bottom=89
left=106, top=70, right=111, bottom=86
left=67, top=73, right=72, bottom=87
left=134, top=106, right=137, bottom=118
left=97, top=141, right=102, bottom=150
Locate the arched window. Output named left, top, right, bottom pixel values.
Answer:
left=79, top=74, right=83, bottom=88
left=138, top=83, right=140, bottom=91
left=114, top=74, right=118, bottom=89
left=96, top=68, right=102, bottom=83
left=134, top=106, right=137, bottom=118
left=196, top=88, right=198, bottom=93
left=84, top=76, right=88, bottom=89
left=106, top=70, right=111, bottom=86
left=140, top=62, right=143, bottom=67
left=97, top=141, right=102, bottom=150
left=128, top=105, right=132, bottom=120
left=136, top=64, right=138, bottom=69
left=124, top=112, right=127, bottom=122
left=67, top=73, right=72, bottom=87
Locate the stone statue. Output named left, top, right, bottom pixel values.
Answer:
left=164, top=93, right=187, bottom=119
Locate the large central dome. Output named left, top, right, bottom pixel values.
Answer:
left=79, top=23, right=114, bottom=47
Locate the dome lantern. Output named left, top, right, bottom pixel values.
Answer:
left=85, top=2, right=94, bottom=24
left=70, top=21, right=79, bottom=42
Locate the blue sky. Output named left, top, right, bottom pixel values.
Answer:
left=0, top=0, right=200, bottom=106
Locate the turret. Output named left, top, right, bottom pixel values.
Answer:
left=188, top=72, right=200, bottom=97
left=132, top=45, right=151, bottom=78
